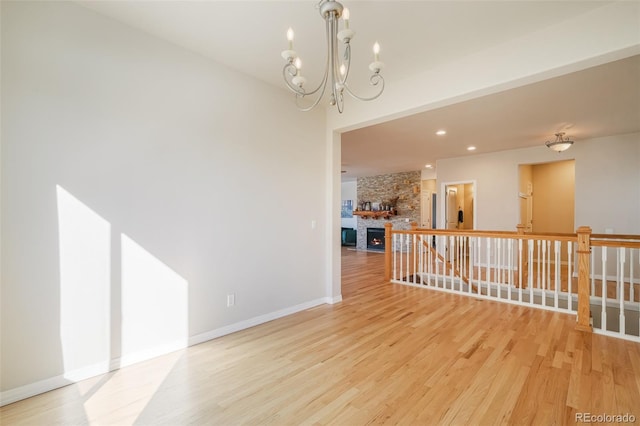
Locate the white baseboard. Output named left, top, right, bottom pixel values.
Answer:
left=189, top=297, right=330, bottom=346
left=0, top=296, right=332, bottom=407
left=0, top=374, right=73, bottom=408
left=327, top=294, right=342, bottom=304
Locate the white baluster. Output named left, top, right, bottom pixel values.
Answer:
left=568, top=241, right=573, bottom=311
left=619, top=247, right=625, bottom=335
left=435, top=235, right=440, bottom=288
left=601, top=245, right=607, bottom=331
left=547, top=240, right=552, bottom=292
left=449, top=235, right=455, bottom=290
left=405, top=234, right=410, bottom=283
left=536, top=240, right=541, bottom=291
left=477, top=237, right=482, bottom=295
left=508, top=239, right=512, bottom=301
left=553, top=241, right=562, bottom=309
left=518, top=239, right=523, bottom=302
left=412, top=234, right=416, bottom=284
left=497, top=238, right=502, bottom=298
left=467, top=237, right=476, bottom=293
left=630, top=248, right=635, bottom=302
left=486, top=237, right=491, bottom=298
left=398, top=234, right=403, bottom=282
left=542, top=240, right=547, bottom=298
left=528, top=239, right=534, bottom=304
left=427, top=234, right=433, bottom=286
left=463, top=236, right=468, bottom=286
left=590, top=247, right=595, bottom=299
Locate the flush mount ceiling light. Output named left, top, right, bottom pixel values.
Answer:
left=281, top=0, right=385, bottom=113
left=436, top=130, right=447, bottom=136
left=467, top=146, right=476, bottom=151
left=545, top=132, right=574, bottom=152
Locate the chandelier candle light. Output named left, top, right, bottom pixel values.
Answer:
left=281, top=0, right=385, bottom=113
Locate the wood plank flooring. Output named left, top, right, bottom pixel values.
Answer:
left=2, top=248, right=640, bottom=425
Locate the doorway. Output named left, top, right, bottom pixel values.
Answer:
left=442, top=181, right=476, bottom=230
left=518, top=161, right=574, bottom=234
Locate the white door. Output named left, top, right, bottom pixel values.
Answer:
left=421, top=191, right=432, bottom=229
left=446, top=187, right=458, bottom=229
left=519, top=181, right=533, bottom=232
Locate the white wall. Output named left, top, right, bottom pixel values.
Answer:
left=1, top=1, right=328, bottom=402
left=436, top=133, right=640, bottom=233
left=574, top=134, right=640, bottom=234
left=340, top=180, right=357, bottom=229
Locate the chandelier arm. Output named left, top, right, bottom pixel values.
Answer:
left=294, top=78, right=329, bottom=112
left=282, top=60, right=330, bottom=98
left=292, top=16, right=333, bottom=111
left=342, top=73, right=385, bottom=101
left=282, top=63, right=306, bottom=95
left=340, top=42, right=352, bottom=84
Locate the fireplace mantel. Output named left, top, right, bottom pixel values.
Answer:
left=353, top=210, right=396, bottom=219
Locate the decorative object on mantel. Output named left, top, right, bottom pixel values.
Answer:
left=281, top=0, right=385, bottom=113
left=545, top=132, right=574, bottom=152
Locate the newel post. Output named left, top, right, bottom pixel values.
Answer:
left=576, top=226, right=593, bottom=332
left=384, top=222, right=393, bottom=281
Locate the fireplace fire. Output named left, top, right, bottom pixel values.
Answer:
left=366, top=228, right=385, bottom=251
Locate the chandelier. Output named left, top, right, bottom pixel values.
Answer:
left=545, top=132, right=574, bottom=152
left=281, top=0, right=385, bottom=113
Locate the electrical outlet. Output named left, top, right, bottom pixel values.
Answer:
left=227, top=294, right=235, bottom=307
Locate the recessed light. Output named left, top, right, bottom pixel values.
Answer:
left=467, top=146, right=476, bottom=151
left=436, top=130, right=446, bottom=136
left=425, top=164, right=433, bottom=169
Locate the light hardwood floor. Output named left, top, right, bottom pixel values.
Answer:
left=2, top=248, right=640, bottom=425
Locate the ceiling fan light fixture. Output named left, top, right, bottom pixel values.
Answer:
left=545, top=132, right=574, bottom=152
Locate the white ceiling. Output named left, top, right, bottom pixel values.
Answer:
left=342, top=55, right=640, bottom=178
left=78, top=1, right=640, bottom=179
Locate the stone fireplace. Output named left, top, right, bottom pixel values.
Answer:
left=355, top=170, right=421, bottom=251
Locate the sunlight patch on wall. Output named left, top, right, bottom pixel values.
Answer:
left=120, top=234, right=188, bottom=364
left=56, top=185, right=111, bottom=380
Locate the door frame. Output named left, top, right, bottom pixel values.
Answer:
left=440, top=180, right=477, bottom=230
left=420, top=190, right=434, bottom=229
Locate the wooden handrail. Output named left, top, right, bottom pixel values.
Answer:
left=591, top=233, right=640, bottom=241
left=590, top=240, right=640, bottom=248
left=391, top=228, right=579, bottom=242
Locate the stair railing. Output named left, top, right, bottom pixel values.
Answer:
left=384, top=223, right=640, bottom=342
